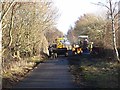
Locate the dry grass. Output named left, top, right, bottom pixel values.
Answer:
left=2, top=55, right=47, bottom=88
left=68, top=56, right=120, bottom=88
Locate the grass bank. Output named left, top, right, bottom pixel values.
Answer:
left=68, top=55, right=120, bottom=88
left=2, top=55, right=48, bottom=88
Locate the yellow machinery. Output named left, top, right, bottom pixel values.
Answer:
left=56, top=38, right=66, bottom=48
left=55, top=37, right=68, bottom=56
left=78, top=35, right=93, bottom=54
left=72, top=44, right=82, bottom=55
left=72, top=35, right=89, bottom=55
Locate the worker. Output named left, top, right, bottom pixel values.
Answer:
left=89, top=42, right=93, bottom=53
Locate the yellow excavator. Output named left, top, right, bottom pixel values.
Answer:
left=55, top=37, right=68, bottom=56
left=56, top=38, right=66, bottom=48
left=48, top=37, right=69, bottom=58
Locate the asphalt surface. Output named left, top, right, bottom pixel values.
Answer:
left=12, top=56, right=79, bottom=89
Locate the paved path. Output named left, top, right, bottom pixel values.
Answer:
left=12, top=57, right=79, bottom=89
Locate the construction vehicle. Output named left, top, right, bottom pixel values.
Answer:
left=48, top=37, right=68, bottom=58
left=72, top=35, right=93, bottom=55
left=77, top=35, right=89, bottom=54
left=55, top=37, right=68, bottom=56
left=72, top=43, right=82, bottom=55
left=78, top=35, right=93, bottom=54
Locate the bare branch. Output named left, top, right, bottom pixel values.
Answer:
left=115, top=26, right=120, bottom=32
left=2, top=24, right=7, bottom=29
left=114, top=11, right=119, bottom=18
left=0, top=0, right=15, bottom=22
left=112, top=2, right=118, bottom=14
left=91, top=2, right=110, bottom=10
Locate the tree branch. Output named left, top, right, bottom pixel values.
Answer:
left=91, top=2, right=110, bottom=10
left=2, top=24, right=7, bottom=29
left=112, top=2, right=118, bottom=14
left=114, top=9, right=120, bottom=18
left=0, top=0, right=15, bottom=22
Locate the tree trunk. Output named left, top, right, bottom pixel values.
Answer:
left=109, top=0, right=120, bottom=62
left=111, top=18, right=120, bottom=62
left=8, top=6, right=14, bottom=47
left=2, top=4, right=14, bottom=54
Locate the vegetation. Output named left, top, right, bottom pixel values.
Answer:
left=67, top=0, right=120, bottom=88
left=1, top=0, right=120, bottom=89
left=67, top=14, right=106, bottom=46
left=1, top=1, right=62, bottom=88
left=67, top=0, right=120, bottom=61
left=94, top=0, right=120, bottom=62
left=45, top=27, right=64, bottom=45
left=68, top=55, right=120, bottom=88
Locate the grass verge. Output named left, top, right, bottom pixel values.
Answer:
left=68, top=55, right=120, bottom=88
left=2, top=55, right=48, bottom=88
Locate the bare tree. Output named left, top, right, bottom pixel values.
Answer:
left=2, top=0, right=59, bottom=72
left=94, top=0, right=120, bottom=62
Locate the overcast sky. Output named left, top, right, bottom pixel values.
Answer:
left=52, top=0, right=117, bottom=34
